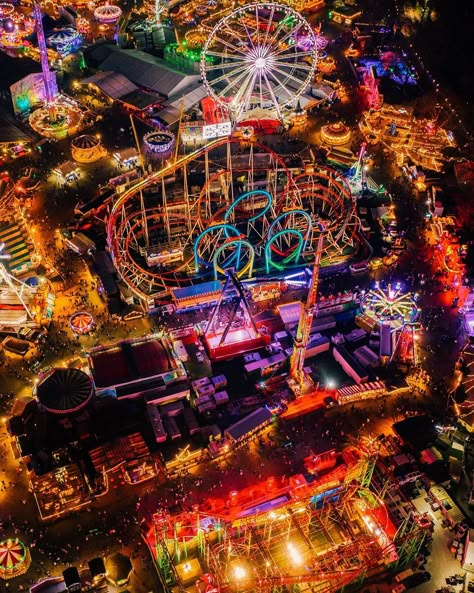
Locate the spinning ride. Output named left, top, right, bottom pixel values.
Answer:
left=143, top=131, right=175, bottom=155
left=29, top=2, right=83, bottom=139
left=107, top=139, right=360, bottom=302
left=0, top=539, right=31, bottom=580
left=360, top=282, right=419, bottom=329
left=47, top=26, right=82, bottom=56
left=0, top=2, right=14, bottom=16
left=200, top=3, right=318, bottom=122
left=69, top=310, right=94, bottom=334
left=94, top=3, right=122, bottom=23
left=0, top=8, right=35, bottom=49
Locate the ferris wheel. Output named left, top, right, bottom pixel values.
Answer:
left=200, top=3, right=318, bottom=122
left=360, top=282, right=420, bottom=329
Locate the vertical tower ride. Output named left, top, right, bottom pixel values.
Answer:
left=289, top=224, right=325, bottom=395
left=33, top=2, right=56, bottom=107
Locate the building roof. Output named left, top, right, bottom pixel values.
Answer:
left=84, top=41, right=117, bottom=66
left=225, top=407, right=272, bottom=441
left=55, top=161, right=80, bottom=176
left=82, top=70, right=138, bottom=98
left=35, top=368, right=93, bottom=414
left=333, top=345, right=368, bottom=381
left=158, top=83, right=208, bottom=125
left=81, top=71, right=160, bottom=109
left=98, top=48, right=200, bottom=98
left=89, top=338, right=172, bottom=389
left=278, top=301, right=303, bottom=325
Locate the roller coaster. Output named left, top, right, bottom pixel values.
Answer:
left=107, top=139, right=362, bottom=300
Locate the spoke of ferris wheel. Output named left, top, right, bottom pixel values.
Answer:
left=266, top=11, right=290, bottom=49
left=271, top=59, right=313, bottom=75
left=262, top=69, right=283, bottom=120
left=220, top=20, right=249, bottom=43
left=210, top=64, right=250, bottom=87
left=240, top=68, right=258, bottom=115
left=261, top=4, right=275, bottom=46
left=231, top=68, right=258, bottom=112
left=271, top=60, right=310, bottom=79
left=272, top=57, right=314, bottom=74
left=266, top=65, right=304, bottom=94
left=211, top=33, right=247, bottom=56
left=216, top=65, right=254, bottom=99
left=239, top=11, right=257, bottom=50
left=204, top=58, right=250, bottom=70
left=272, top=46, right=314, bottom=60
left=258, top=69, right=264, bottom=109
left=270, top=20, right=305, bottom=50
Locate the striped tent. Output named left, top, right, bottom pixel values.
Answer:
left=0, top=220, right=32, bottom=273
left=0, top=539, right=31, bottom=580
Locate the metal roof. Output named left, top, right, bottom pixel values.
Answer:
left=97, top=48, right=200, bottom=98
left=158, top=83, right=208, bottom=124
left=82, top=71, right=138, bottom=99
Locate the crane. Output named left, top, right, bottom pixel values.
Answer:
left=289, top=223, right=325, bottom=395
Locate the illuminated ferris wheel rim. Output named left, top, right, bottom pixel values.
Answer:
left=200, top=2, right=318, bottom=121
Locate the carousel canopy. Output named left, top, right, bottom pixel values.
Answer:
left=47, top=26, right=79, bottom=43
left=72, top=134, right=100, bottom=149
left=36, top=367, right=93, bottom=414
left=0, top=538, right=30, bottom=578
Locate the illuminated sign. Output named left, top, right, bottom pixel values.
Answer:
left=202, top=121, right=232, bottom=139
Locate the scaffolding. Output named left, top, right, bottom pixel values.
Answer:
left=392, top=513, right=425, bottom=571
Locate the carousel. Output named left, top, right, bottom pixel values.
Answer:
left=0, top=539, right=31, bottom=580
left=320, top=121, right=352, bottom=146
left=71, top=134, right=107, bottom=163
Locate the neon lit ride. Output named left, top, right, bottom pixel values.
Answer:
left=0, top=539, right=31, bottom=580
left=360, top=282, right=419, bottom=329
left=106, top=139, right=361, bottom=304
left=143, top=131, right=175, bottom=155
left=69, top=311, right=94, bottom=334
left=200, top=3, right=318, bottom=122
left=94, top=3, right=122, bottom=23
left=28, top=2, right=83, bottom=139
